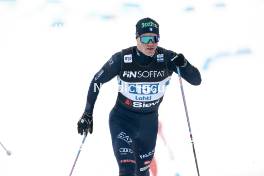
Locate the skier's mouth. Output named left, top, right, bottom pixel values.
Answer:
left=146, top=47, right=155, bottom=51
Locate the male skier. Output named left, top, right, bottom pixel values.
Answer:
left=77, top=17, right=201, bottom=176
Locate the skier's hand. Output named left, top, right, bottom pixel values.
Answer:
left=171, top=53, right=187, bottom=67
left=77, top=112, right=93, bottom=135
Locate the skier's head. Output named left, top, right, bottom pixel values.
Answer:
left=136, top=17, right=160, bottom=57
left=136, top=17, right=159, bottom=37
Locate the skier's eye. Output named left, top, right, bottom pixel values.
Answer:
left=140, top=36, right=159, bottom=44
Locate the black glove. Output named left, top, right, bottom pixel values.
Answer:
left=77, top=112, right=93, bottom=135
left=171, top=53, right=187, bottom=67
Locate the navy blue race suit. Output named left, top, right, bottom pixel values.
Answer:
left=84, top=46, right=201, bottom=176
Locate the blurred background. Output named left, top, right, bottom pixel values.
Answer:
left=0, top=0, right=264, bottom=176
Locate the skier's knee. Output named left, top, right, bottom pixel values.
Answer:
left=119, top=161, right=136, bottom=176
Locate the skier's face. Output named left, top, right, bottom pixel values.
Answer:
left=137, top=33, right=159, bottom=57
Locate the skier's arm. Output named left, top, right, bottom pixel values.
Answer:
left=84, top=52, right=121, bottom=114
left=168, top=52, right=202, bottom=85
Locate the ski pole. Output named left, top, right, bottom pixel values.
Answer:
left=176, top=67, right=201, bottom=176
left=69, top=133, right=87, bottom=176
left=0, top=141, right=11, bottom=156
